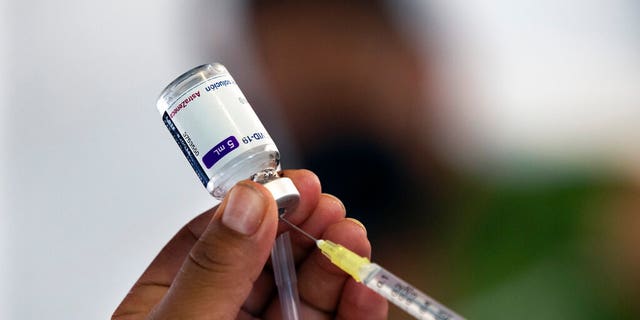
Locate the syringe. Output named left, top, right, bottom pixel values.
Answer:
left=280, top=217, right=465, bottom=320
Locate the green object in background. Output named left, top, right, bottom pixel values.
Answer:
left=446, top=169, right=633, bottom=319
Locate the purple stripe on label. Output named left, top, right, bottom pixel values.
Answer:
left=202, top=136, right=239, bottom=169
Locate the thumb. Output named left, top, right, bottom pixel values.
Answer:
left=151, top=181, right=279, bottom=319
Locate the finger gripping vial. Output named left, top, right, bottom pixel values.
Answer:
left=156, top=63, right=298, bottom=204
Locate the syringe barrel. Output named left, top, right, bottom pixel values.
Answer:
left=361, top=263, right=465, bottom=320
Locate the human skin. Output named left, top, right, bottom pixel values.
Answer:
left=112, top=169, right=388, bottom=319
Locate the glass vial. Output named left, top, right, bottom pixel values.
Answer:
left=156, top=63, right=298, bottom=207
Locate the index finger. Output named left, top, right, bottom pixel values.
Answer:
left=112, top=169, right=322, bottom=319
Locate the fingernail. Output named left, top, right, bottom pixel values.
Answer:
left=222, top=183, right=266, bottom=235
left=323, top=193, right=346, bottom=211
left=346, top=218, right=367, bottom=235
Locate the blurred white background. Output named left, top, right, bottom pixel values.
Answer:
left=2, top=1, right=219, bottom=318
left=1, top=0, right=638, bottom=319
left=431, top=0, right=640, bottom=170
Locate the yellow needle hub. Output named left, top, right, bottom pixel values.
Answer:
left=316, top=240, right=370, bottom=282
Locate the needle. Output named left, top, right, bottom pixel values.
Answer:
left=279, top=217, right=318, bottom=242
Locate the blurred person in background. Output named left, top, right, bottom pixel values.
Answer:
left=248, top=0, right=448, bottom=260
left=197, top=0, right=640, bottom=318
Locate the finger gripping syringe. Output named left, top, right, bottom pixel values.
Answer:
left=281, top=218, right=465, bottom=320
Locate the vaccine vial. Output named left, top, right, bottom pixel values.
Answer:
left=156, top=63, right=299, bottom=208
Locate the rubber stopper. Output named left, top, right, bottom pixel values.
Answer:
left=262, top=177, right=300, bottom=212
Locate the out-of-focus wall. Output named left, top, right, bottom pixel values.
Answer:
left=1, top=0, right=9, bottom=317
left=425, top=0, right=640, bottom=171
left=2, top=1, right=222, bottom=319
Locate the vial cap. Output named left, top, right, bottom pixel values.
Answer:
left=262, top=177, right=300, bottom=212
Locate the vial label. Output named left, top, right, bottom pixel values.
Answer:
left=161, top=73, right=275, bottom=186
left=163, top=112, right=210, bottom=186
left=202, top=136, right=239, bottom=168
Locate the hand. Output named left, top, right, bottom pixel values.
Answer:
left=112, top=169, right=388, bottom=319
